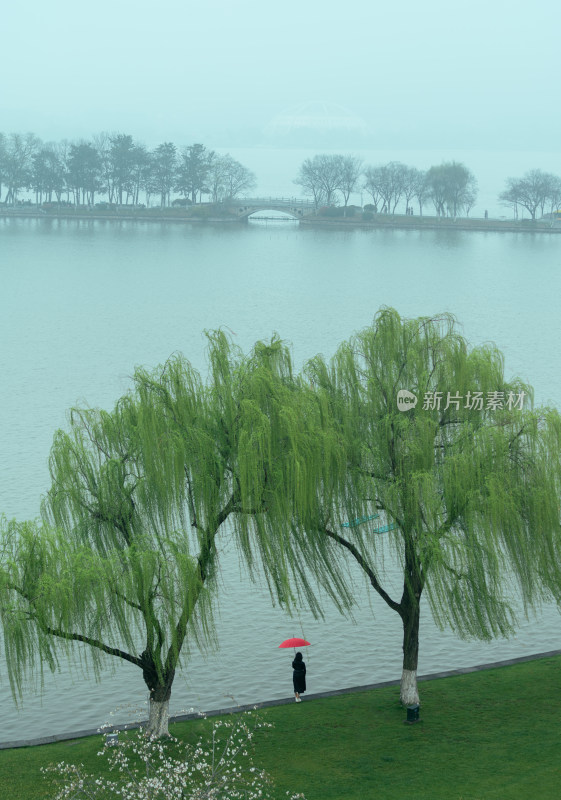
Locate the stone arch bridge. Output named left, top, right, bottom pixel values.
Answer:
left=228, top=197, right=316, bottom=220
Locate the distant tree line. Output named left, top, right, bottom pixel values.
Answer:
left=499, top=169, right=561, bottom=220
left=0, top=133, right=256, bottom=208
left=4, top=133, right=560, bottom=221
left=296, top=156, right=561, bottom=221
left=295, top=156, right=478, bottom=217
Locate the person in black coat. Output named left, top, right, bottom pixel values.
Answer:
left=292, top=651, right=306, bottom=702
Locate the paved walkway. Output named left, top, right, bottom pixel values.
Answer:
left=2, top=648, right=560, bottom=750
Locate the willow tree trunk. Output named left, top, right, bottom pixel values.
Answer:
left=400, top=596, right=421, bottom=706
left=143, top=658, right=175, bottom=737
left=148, top=696, right=170, bottom=738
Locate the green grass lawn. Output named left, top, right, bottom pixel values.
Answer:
left=2, top=656, right=560, bottom=799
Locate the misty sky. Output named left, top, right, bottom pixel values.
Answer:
left=2, top=0, right=560, bottom=148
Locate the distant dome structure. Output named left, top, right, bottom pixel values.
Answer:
left=264, top=102, right=369, bottom=144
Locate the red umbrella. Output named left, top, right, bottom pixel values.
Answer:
left=278, top=637, right=311, bottom=648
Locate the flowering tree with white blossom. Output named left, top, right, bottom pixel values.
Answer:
left=44, top=710, right=306, bottom=799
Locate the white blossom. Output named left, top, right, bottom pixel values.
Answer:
left=43, top=710, right=303, bottom=800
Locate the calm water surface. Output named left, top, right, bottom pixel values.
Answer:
left=1, top=216, right=561, bottom=740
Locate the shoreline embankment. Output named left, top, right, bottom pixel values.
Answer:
left=2, top=209, right=561, bottom=234
left=0, top=210, right=240, bottom=224
left=298, top=215, right=561, bottom=234
left=2, top=648, right=561, bottom=750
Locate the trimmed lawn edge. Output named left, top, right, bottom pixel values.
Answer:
left=3, top=647, right=561, bottom=750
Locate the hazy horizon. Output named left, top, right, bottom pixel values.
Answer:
left=3, top=0, right=560, bottom=150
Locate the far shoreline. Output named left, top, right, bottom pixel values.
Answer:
left=299, top=215, right=561, bottom=234
left=1, top=208, right=561, bottom=234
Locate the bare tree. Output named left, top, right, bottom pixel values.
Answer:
left=545, top=174, right=561, bottom=218
left=217, top=155, right=255, bottom=201
left=108, top=134, right=141, bottom=205
left=498, top=170, right=555, bottom=220
left=294, top=155, right=342, bottom=208
left=175, top=143, right=215, bottom=203
left=294, top=157, right=325, bottom=208
left=130, top=144, right=150, bottom=206
left=402, top=166, right=422, bottom=214
left=207, top=153, right=228, bottom=203
left=498, top=178, right=518, bottom=219
left=335, top=155, right=363, bottom=208
left=92, top=132, right=113, bottom=202
left=67, top=141, right=103, bottom=205
left=463, top=181, right=478, bottom=216
left=3, top=133, right=41, bottom=205
left=362, top=162, right=407, bottom=214
left=54, top=140, right=73, bottom=203
left=412, top=169, right=430, bottom=216
left=148, top=142, right=177, bottom=208
left=425, top=162, right=478, bottom=217
left=205, top=154, right=256, bottom=202
left=363, top=166, right=384, bottom=212
left=31, top=144, right=66, bottom=204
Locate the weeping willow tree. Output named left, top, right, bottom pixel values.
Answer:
left=305, top=308, right=561, bottom=705
left=0, top=332, right=349, bottom=736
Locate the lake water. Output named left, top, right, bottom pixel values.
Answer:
left=1, top=199, right=561, bottom=741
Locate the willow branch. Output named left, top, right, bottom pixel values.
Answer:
left=323, top=528, right=401, bottom=613
left=163, top=494, right=235, bottom=676
left=7, top=578, right=142, bottom=667
left=40, top=622, right=143, bottom=668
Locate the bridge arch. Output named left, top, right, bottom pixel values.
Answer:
left=237, top=205, right=306, bottom=220
left=226, top=197, right=316, bottom=221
